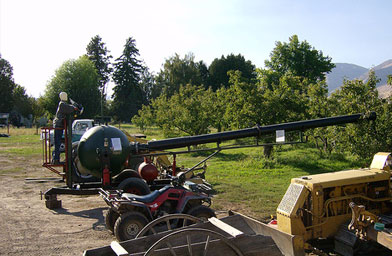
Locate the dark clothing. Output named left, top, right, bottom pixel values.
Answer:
left=53, top=128, right=64, bottom=162
left=53, top=101, right=75, bottom=128
left=52, top=100, right=75, bottom=161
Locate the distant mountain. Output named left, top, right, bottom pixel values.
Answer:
left=326, top=63, right=368, bottom=93
left=326, top=60, right=392, bottom=98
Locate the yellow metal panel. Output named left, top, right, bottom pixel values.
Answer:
left=292, top=169, right=390, bottom=189
left=277, top=183, right=309, bottom=236
left=370, top=152, right=391, bottom=170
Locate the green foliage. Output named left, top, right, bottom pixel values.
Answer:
left=155, top=53, right=207, bottom=97
left=177, top=143, right=360, bottom=218
left=265, top=35, right=335, bottom=83
left=111, top=37, right=144, bottom=122
left=208, top=53, right=256, bottom=91
left=12, top=84, right=33, bottom=117
left=327, top=71, right=385, bottom=160
left=133, top=84, right=216, bottom=136
left=222, top=70, right=263, bottom=129
left=43, top=55, right=100, bottom=118
left=0, top=54, right=16, bottom=113
left=139, top=66, right=158, bottom=103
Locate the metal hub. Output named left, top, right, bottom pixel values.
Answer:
left=126, top=223, right=140, bottom=236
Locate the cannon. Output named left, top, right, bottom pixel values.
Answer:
left=43, top=112, right=376, bottom=208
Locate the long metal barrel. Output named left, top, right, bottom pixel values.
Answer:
left=139, top=112, right=376, bottom=151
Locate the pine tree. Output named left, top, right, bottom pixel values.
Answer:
left=111, top=37, right=144, bottom=121
left=86, top=35, right=113, bottom=116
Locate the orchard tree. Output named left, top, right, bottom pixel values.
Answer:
left=43, top=55, right=100, bottom=118
left=265, top=35, right=335, bottom=83
left=208, top=53, right=256, bottom=91
left=86, top=35, right=113, bottom=116
left=0, top=54, right=16, bottom=112
left=156, top=53, right=206, bottom=97
left=111, top=37, right=144, bottom=121
left=222, top=71, right=263, bottom=130
left=327, top=71, right=384, bottom=160
left=133, top=84, right=215, bottom=137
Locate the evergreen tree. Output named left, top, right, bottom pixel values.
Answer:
left=111, top=37, right=144, bottom=121
left=86, top=35, right=113, bottom=116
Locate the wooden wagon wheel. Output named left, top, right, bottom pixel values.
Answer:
left=143, top=228, right=244, bottom=256
left=136, top=214, right=203, bottom=238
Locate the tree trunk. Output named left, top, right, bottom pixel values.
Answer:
left=263, top=145, right=273, bottom=158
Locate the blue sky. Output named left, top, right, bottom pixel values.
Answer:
left=1, top=0, right=391, bottom=98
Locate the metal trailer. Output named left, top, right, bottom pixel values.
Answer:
left=83, top=212, right=303, bottom=256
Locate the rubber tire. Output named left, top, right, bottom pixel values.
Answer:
left=187, top=205, right=216, bottom=221
left=117, top=177, right=151, bottom=195
left=114, top=211, right=149, bottom=241
left=105, top=208, right=120, bottom=233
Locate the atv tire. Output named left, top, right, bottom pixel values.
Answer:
left=187, top=205, right=216, bottom=221
left=114, top=211, right=149, bottom=241
left=105, top=208, right=120, bottom=233
left=117, top=177, right=151, bottom=195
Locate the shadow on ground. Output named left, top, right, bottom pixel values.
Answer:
left=52, top=206, right=107, bottom=230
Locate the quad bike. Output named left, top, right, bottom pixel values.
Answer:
left=100, top=175, right=215, bottom=241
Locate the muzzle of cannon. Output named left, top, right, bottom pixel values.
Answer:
left=77, top=112, right=376, bottom=179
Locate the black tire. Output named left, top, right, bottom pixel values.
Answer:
left=117, top=177, right=151, bottom=195
left=187, top=205, right=216, bottom=222
left=105, top=208, right=120, bottom=234
left=114, top=211, right=149, bottom=241
left=71, top=141, right=99, bottom=183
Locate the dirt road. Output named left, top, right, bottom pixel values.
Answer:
left=0, top=154, right=113, bottom=255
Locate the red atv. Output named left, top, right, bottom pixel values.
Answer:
left=100, top=177, right=215, bottom=241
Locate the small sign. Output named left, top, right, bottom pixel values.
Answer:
left=276, top=130, right=285, bottom=143
left=111, top=138, right=122, bottom=152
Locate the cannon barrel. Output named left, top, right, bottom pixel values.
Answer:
left=139, top=112, right=376, bottom=152
left=77, top=112, right=375, bottom=178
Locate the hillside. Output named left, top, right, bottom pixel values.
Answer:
left=326, top=60, right=392, bottom=97
left=326, top=63, right=368, bottom=93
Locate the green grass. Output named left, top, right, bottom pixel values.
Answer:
left=172, top=143, right=361, bottom=219
left=0, top=134, right=42, bottom=156
left=117, top=125, right=363, bottom=219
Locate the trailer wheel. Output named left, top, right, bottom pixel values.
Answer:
left=105, top=208, right=120, bottom=233
left=118, top=177, right=151, bottom=195
left=144, top=228, right=244, bottom=256
left=187, top=205, right=216, bottom=222
left=136, top=214, right=202, bottom=238
left=114, top=211, right=149, bottom=241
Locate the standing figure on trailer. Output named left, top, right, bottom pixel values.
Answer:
left=52, top=92, right=77, bottom=164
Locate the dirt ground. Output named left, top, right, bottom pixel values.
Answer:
left=0, top=154, right=113, bottom=255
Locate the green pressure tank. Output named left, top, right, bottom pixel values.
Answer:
left=77, top=125, right=131, bottom=178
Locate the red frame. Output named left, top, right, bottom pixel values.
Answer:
left=41, top=119, right=68, bottom=178
left=145, top=187, right=197, bottom=214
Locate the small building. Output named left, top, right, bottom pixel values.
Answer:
left=0, top=113, right=9, bottom=127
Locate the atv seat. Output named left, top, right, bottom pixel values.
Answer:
left=122, top=185, right=172, bottom=203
